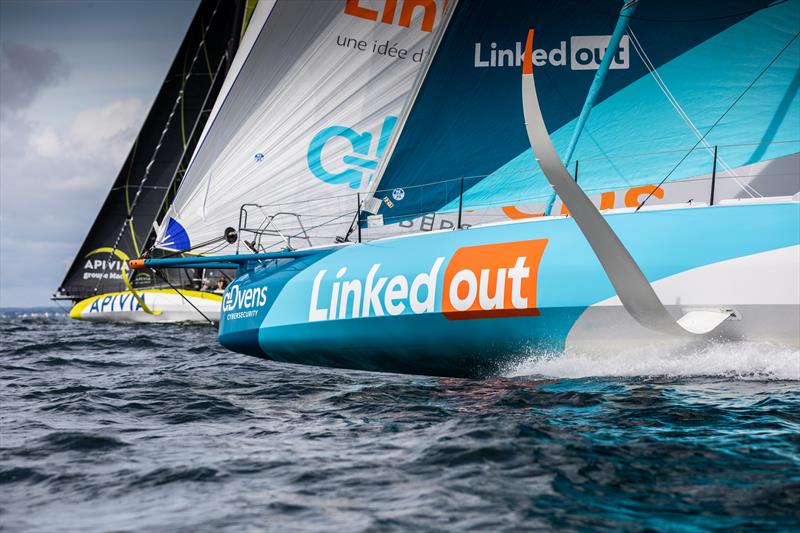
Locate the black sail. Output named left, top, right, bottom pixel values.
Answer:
left=55, top=0, right=243, bottom=301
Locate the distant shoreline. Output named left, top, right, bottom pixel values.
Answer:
left=0, top=306, right=68, bottom=317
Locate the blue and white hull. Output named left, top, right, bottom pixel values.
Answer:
left=214, top=200, right=799, bottom=377
left=69, top=289, right=222, bottom=324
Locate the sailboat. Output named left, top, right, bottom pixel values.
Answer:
left=154, top=0, right=447, bottom=256
left=131, top=0, right=799, bottom=377
left=54, top=0, right=249, bottom=322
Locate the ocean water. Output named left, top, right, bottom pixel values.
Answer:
left=1, top=310, right=798, bottom=532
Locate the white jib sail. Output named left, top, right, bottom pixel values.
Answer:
left=156, top=0, right=447, bottom=253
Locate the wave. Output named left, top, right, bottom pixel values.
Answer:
left=128, top=466, right=222, bottom=488
left=0, top=466, right=50, bottom=485
left=507, top=341, right=800, bottom=381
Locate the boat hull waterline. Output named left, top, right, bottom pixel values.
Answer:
left=204, top=201, right=799, bottom=377
left=69, top=289, right=222, bottom=323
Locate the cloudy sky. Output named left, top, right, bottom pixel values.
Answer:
left=0, top=0, right=199, bottom=307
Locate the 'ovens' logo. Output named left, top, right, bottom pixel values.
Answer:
left=223, top=284, right=268, bottom=312
left=474, top=35, right=629, bottom=70
left=308, top=239, right=548, bottom=322
left=307, top=116, right=397, bottom=190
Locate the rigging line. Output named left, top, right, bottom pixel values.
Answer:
left=628, top=30, right=721, bottom=166
left=627, top=27, right=760, bottom=198
left=539, top=66, right=633, bottom=186
left=189, top=239, right=230, bottom=257
left=157, top=235, right=227, bottom=258
left=200, top=12, right=214, bottom=77
left=111, top=185, right=172, bottom=192
left=146, top=50, right=231, bottom=254
left=152, top=269, right=215, bottom=326
left=200, top=238, right=231, bottom=254
left=123, top=137, right=141, bottom=254
left=52, top=298, right=70, bottom=314
left=163, top=2, right=274, bottom=228
left=243, top=211, right=355, bottom=251
left=180, top=50, right=188, bottom=151
left=99, top=0, right=223, bottom=289
left=343, top=196, right=365, bottom=243
left=637, top=30, right=800, bottom=211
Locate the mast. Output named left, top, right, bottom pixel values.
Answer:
left=542, top=0, right=638, bottom=216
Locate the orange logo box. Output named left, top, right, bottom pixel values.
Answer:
left=442, top=239, right=548, bottom=320
left=344, top=0, right=443, bottom=33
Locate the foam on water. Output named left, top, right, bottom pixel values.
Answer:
left=508, top=341, right=800, bottom=381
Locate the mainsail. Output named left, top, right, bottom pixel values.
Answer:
left=368, top=0, right=799, bottom=229
left=55, top=0, right=246, bottom=301
left=155, top=0, right=450, bottom=255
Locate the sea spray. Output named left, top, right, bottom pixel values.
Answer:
left=507, top=341, right=800, bottom=381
